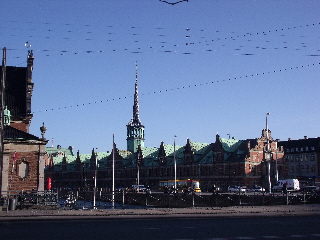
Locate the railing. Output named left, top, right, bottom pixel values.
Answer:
left=1, top=190, right=58, bottom=210
left=1, top=189, right=320, bottom=210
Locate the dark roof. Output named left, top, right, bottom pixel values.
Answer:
left=279, top=138, right=320, bottom=153
left=4, top=125, right=42, bottom=141
left=1, top=66, right=28, bottom=120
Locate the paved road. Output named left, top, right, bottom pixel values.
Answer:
left=1, top=215, right=320, bottom=240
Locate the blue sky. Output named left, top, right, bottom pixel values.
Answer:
left=1, top=0, right=320, bottom=154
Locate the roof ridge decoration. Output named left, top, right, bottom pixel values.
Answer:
left=127, top=63, right=143, bottom=127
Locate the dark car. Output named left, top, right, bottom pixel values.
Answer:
left=247, top=185, right=265, bottom=192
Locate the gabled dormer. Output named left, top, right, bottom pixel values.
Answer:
left=107, top=143, right=124, bottom=168
left=75, top=150, right=82, bottom=171
left=158, top=141, right=167, bottom=166
left=136, top=144, right=144, bottom=167
left=90, top=148, right=96, bottom=171
left=184, top=138, right=194, bottom=165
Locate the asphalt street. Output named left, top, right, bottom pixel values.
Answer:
left=1, top=215, right=320, bottom=240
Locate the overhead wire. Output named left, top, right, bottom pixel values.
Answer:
left=32, top=62, right=320, bottom=114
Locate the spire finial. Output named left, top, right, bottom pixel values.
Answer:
left=135, top=62, right=138, bottom=81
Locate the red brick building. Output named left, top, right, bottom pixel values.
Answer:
left=0, top=50, right=48, bottom=196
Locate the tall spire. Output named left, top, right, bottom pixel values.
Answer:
left=128, top=63, right=143, bottom=126
left=126, top=63, right=145, bottom=153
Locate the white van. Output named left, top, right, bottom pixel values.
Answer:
left=272, top=179, right=300, bottom=191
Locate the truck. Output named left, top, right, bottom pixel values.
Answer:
left=272, top=179, right=300, bottom=192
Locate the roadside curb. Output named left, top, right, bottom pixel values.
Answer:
left=0, top=204, right=319, bottom=221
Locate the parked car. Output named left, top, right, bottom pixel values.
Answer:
left=228, top=185, right=246, bottom=193
left=301, top=185, right=319, bottom=193
left=208, top=186, right=221, bottom=193
left=247, top=185, right=265, bottom=192
left=132, top=185, right=146, bottom=192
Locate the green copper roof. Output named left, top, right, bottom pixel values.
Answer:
left=46, top=146, right=74, bottom=156
left=141, top=147, right=159, bottom=159
left=190, top=142, right=211, bottom=154
left=220, top=137, right=243, bottom=152
left=48, top=137, right=249, bottom=171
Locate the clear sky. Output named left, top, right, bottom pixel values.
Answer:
left=1, top=0, right=320, bottom=154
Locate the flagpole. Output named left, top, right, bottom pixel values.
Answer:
left=1, top=48, right=6, bottom=194
left=112, top=134, right=115, bottom=209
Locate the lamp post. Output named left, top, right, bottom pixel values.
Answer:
left=93, top=149, right=97, bottom=209
left=174, top=135, right=177, bottom=193
left=266, top=112, right=271, bottom=193
left=275, top=148, right=278, bottom=182
left=112, top=134, right=115, bottom=209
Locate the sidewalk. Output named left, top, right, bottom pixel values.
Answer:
left=0, top=204, right=320, bottom=221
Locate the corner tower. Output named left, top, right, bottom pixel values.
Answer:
left=126, top=64, right=145, bottom=153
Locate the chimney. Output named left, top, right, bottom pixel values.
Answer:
left=304, top=136, right=308, bottom=140
left=288, top=138, right=291, bottom=141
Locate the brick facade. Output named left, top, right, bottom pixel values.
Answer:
left=0, top=50, right=48, bottom=197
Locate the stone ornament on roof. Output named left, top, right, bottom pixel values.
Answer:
left=3, top=106, right=11, bottom=126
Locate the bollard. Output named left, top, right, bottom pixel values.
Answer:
left=75, top=190, right=78, bottom=210
left=122, top=190, right=125, bottom=209
left=215, top=192, right=217, bottom=207
left=9, top=198, right=16, bottom=211
left=192, top=192, right=195, bottom=207
left=83, top=190, right=86, bottom=209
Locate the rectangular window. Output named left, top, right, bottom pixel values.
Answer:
left=311, top=165, right=316, bottom=172
left=290, top=155, right=294, bottom=162
left=290, top=166, right=294, bottom=173
left=296, top=165, right=299, bottom=173
left=295, top=155, right=299, bottom=162
left=305, top=155, right=309, bottom=161
left=305, top=165, right=309, bottom=172
left=300, top=155, right=303, bottom=161
left=301, top=165, right=304, bottom=173
left=311, top=154, right=316, bottom=161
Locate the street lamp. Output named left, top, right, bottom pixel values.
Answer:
left=93, top=148, right=98, bottom=209
left=266, top=112, right=271, bottom=193
left=112, top=134, right=115, bottom=209
left=174, top=135, right=177, bottom=194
